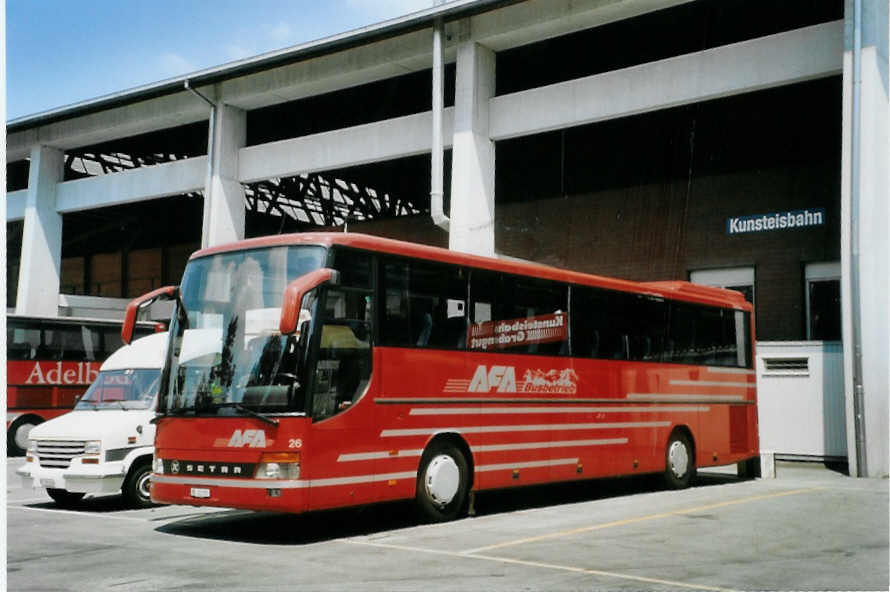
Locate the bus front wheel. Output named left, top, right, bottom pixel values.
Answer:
left=416, top=442, right=469, bottom=522
left=664, top=431, right=696, bottom=489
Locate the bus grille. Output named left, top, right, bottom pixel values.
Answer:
left=37, top=441, right=87, bottom=469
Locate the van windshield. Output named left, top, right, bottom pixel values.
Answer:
left=76, top=369, right=160, bottom=410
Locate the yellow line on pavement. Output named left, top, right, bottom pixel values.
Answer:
left=463, top=486, right=824, bottom=554
left=344, top=539, right=739, bottom=592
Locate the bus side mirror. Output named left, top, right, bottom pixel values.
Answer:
left=280, top=269, right=339, bottom=335
left=122, top=285, right=179, bottom=344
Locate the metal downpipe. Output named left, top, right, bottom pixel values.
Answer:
left=849, top=0, right=868, bottom=477
left=430, top=15, right=449, bottom=232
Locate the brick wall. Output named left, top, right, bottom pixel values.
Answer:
left=495, top=78, right=841, bottom=341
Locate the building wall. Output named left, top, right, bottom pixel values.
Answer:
left=496, top=77, right=841, bottom=341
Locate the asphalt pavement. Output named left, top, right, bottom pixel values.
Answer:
left=6, top=457, right=888, bottom=591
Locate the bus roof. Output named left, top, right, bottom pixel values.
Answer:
left=190, top=232, right=752, bottom=311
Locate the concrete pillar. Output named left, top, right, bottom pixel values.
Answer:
left=841, top=0, right=889, bottom=478
left=449, top=39, right=496, bottom=257
left=202, top=103, right=246, bottom=248
left=16, top=146, right=64, bottom=316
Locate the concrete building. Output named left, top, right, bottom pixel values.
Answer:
left=6, top=0, right=887, bottom=477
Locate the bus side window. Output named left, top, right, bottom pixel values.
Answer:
left=7, top=324, right=40, bottom=360
left=380, top=258, right=466, bottom=350
left=311, top=248, right=374, bottom=421
left=469, top=271, right=568, bottom=356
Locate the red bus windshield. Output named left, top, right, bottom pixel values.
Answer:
left=160, top=245, right=327, bottom=416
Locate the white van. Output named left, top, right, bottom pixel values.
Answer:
left=17, top=332, right=167, bottom=508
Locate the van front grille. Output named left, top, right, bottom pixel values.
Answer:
left=36, top=440, right=86, bottom=469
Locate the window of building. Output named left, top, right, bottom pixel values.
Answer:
left=689, top=267, right=755, bottom=306
left=805, top=262, right=841, bottom=341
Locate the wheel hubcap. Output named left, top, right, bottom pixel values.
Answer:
left=14, top=422, right=36, bottom=451
left=668, top=440, right=689, bottom=478
left=137, top=472, right=151, bottom=501
left=424, top=454, right=459, bottom=506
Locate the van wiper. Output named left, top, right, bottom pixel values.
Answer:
left=211, top=402, right=279, bottom=426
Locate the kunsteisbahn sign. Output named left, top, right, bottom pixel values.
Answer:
left=727, top=208, right=826, bottom=235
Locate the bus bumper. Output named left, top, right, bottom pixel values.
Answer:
left=151, top=474, right=308, bottom=513
left=17, top=461, right=126, bottom=495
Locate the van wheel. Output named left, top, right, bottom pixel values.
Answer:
left=664, top=431, right=696, bottom=489
left=123, top=463, right=154, bottom=509
left=415, top=442, right=469, bottom=522
left=47, top=488, right=85, bottom=508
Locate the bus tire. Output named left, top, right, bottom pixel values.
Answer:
left=664, top=431, right=696, bottom=489
left=123, top=461, right=154, bottom=509
left=8, top=416, right=42, bottom=456
left=47, top=488, right=86, bottom=508
left=415, top=442, right=469, bottom=522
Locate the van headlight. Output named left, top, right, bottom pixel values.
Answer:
left=83, top=441, right=101, bottom=455
left=255, top=452, right=300, bottom=480
left=154, top=457, right=164, bottom=474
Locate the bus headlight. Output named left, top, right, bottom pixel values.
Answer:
left=255, top=452, right=301, bottom=480
left=83, top=441, right=101, bottom=455
left=154, top=457, right=164, bottom=474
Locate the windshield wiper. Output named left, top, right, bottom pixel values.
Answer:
left=210, top=402, right=280, bottom=426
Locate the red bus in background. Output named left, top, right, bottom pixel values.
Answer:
left=128, top=233, right=758, bottom=521
left=7, top=315, right=160, bottom=455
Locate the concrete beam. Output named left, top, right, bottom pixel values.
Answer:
left=7, top=92, right=209, bottom=161
left=53, top=157, right=207, bottom=214
left=202, top=103, right=246, bottom=248
left=6, top=189, right=27, bottom=222
left=841, top=0, right=889, bottom=478
left=239, top=109, right=454, bottom=183
left=471, top=0, right=693, bottom=52
left=16, top=146, right=64, bottom=316
left=449, top=41, right=496, bottom=256
left=489, top=21, right=843, bottom=140
left=219, top=29, right=452, bottom=111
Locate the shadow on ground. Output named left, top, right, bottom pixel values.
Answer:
left=23, top=494, right=138, bottom=513
left=154, top=470, right=743, bottom=545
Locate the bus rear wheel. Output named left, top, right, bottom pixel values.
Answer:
left=664, top=431, right=696, bottom=489
left=415, top=443, right=469, bottom=522
left=8, top=417, right=41, bottom=456
left=47, top=488, right=85, bottom=508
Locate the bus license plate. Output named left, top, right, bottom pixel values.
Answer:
left=190, top=487, right=210, bottom=499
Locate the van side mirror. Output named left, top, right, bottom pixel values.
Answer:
left=279, top=269, right=339, bottom=335
left=122, top=286, right=179, bottom=344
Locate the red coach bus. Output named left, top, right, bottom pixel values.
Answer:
left=126, top=233, right=757, bottom=521
left=7, top=315, right=159, bottom=455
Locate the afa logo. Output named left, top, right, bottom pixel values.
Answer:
left=228, top=429, right=267, bottom=448
left=453, top=364, right=579, bottom=394
left=468, top=365, right=517, bottom=393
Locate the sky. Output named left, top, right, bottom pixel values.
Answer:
left=6, top=0, right=437, bottom=121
